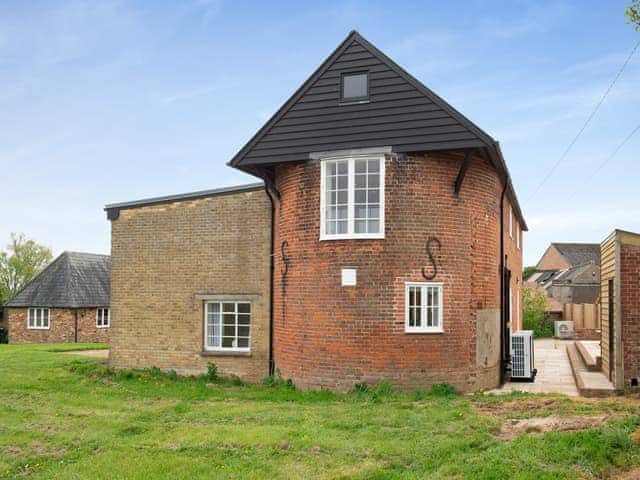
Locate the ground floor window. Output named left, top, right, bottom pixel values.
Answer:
left=28, top=308, right=50, bottom=329
left=204, top=301, right=251, bottom=351
left=405, top=282, right=443, bottom=333
left=96, top=308, right=110, bottom=328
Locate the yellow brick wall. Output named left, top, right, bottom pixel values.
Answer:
left=109, top=188, right=272, bottom=382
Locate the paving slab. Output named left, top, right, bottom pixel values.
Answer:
left=489, top=338, right=579, bottom=396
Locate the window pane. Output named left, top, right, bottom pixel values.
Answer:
left=368, top=173, right=379, bottom=188
left=328, top=162, right=336, bottom=175
left=368, top=206, right=379, bottom=219
left=337, top=191, right=348, bottom=204
left=223, top=325, right=235, bottom=337
left=337, top=161, right=348, bottom=175
left=238, top=314, right=250, bottom=325
left=342, top=73, right=368, bottom=99
left=355, top=190, right=366, bottom=203
left=327, top=221, right=336, bottom=234
left=337, top=220, right=348, bottom=234
left=237, top=337, right=249, bottom=348
left=354, top=205, right=366, bottom=219
left=222, top=337, right=234, bottom=348
left=368, top=159, right=379, bottom=172
left=355, top=160, right=367, bottom=173
left=355, top=174, right=366, bottom=188
left=368, top=220, right=379, bottom=233
left=367, top=190, right=379, bottom=203
left=238, top=303, right=250, bottom=314
left=238, top=325, right=250, bottom=337
left=337, top=206, right=348, bottom=220
left=354, top=220, right=366, bottom=233
left=222, top=303, right=235, bottom=313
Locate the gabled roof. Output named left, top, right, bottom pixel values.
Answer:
left=229, top=30, right=496, bottom=168
left=552, top=243, right=600, bottom=268
left=228, top=30, right=526, bottom=230
left=553, top=261, right=599, bottom=285
left=5, top=252, right=110, bottom=308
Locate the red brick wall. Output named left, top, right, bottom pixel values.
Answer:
left=503, top=197, right=524, bottom=333
left=7, top=307, right=109, bottom=344
left=272, top=152, right=506, bottom=392
left=621, top=242, right=640, bottom=386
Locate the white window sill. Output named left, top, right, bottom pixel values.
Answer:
left=405, top=328, right=444, bottom=334
left=320, top=233, right=385, bottom=241
left=27, top=327, right=50, bottom=330
left=96, top=325, right=110, bottom=329
left=201, top=349, right=251, bottom=357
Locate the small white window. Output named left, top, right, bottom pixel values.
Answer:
left=405, top=282, right=443, bottom=333
left=341, top=72, right=368, bottom=101
left=28, top=308, right=50, bottom=330
left=320, top=156, right=385, bottom=240
left=96, top=308, right=110, bottom=328
left=204, top=301, right=251, bottom=351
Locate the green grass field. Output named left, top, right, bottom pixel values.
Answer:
left=1, top=344, right=639, bottom=479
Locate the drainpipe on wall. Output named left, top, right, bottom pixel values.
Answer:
left=263, top=182, right=278, bottom=378
left=74, top=309, right=78, bottom=343
left=499, top=173, right=509, bottom=385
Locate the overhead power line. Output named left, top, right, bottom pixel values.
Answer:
left=526, top=38, right=640, bottom=203
left=566, top=122, right=640, bottom=201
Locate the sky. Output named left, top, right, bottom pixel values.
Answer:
left=0, top=0, right=639, bottom=266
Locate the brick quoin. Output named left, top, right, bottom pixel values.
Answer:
left=271, top=152, right=522, bottom=392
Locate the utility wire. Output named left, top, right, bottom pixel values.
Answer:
left=526, top=38, right=640, bottom=203
left=566, top=122, right=640, bottom=201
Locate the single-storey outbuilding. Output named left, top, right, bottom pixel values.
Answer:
left=5, top=251, right=110, bottom=344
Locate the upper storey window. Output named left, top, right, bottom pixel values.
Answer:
left=341, top=72, right=369, bottom=102
left=320, top=156, right=385, bottom=240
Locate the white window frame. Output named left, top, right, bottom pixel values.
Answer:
left=204, top=301, right=251, bottom=352
left=404, top=282, right=444, bottom=333
left=319, top=155, right=385, bottom=241
left=509, top=205, right=513, bottom=238
left=27, top=307, right=50, bottom=330
left=96, top=308, right=110, bottom=328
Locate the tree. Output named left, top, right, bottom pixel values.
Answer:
left=627, top=0, right=640, bottom=30
left=0, top=233, right=52, bottom=304
left=523, top=266, right=537, bottom=281
left=522, top=286, right=553, bottom=338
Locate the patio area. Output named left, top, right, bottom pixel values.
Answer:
left=491, top=338, right=579, bottom=396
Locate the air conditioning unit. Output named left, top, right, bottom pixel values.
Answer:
left=511, top=330, right=537, bottom=381
left=554, top=321, right=574, bottom=339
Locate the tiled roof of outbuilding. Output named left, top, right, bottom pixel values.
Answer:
left=5, top=252, right=110, bottom=308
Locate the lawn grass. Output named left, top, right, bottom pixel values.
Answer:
left=1, top=344, right=639, bottom=479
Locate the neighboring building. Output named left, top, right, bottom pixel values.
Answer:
left=106, top=31, right=526, bottom=392
left=529, top=242, right=600, bottom=305
left=5, top=252, right=110, bottom=344
left=600, top=229, right=640, bottom=391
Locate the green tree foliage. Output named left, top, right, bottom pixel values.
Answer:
left=627, top=0, right=640, bottom=30
left=523, top=266, right=537, bottom=280
left=0, top=233, right=52, bottom=304
left=522, top=286, right=554, bottom=338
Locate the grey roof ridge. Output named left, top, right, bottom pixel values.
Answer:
left=104, top=182, right=264, bottom=213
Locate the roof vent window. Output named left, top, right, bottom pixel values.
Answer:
left=341, top=72, right=368, bottom=102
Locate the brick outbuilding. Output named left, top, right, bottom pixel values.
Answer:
left=6, top=251, right=110, bottom=344
left=107, top=31, right=526, bottom=392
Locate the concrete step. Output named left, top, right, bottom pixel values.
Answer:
left=575, top=340, right=601, bottom=372
left=567, top=343, right=616, bottom=398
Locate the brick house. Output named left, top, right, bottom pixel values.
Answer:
left=5, top=252, right=110, bottom=344
left=600, top=229, right=640, bottom=390
left=106, top=31, right=526, bottom=392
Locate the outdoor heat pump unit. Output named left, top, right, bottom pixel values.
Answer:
left=510, top=330, right=537, bottom=381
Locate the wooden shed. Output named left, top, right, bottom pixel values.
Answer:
left=600, top=229, right=640, bottom=390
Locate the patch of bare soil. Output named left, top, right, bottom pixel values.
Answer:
left=61, top=349, right=109, bottom=358
left=1, top=445, right=25, bottom=457
left=498, top=414, right=610, bottom=441
left=613, top=467, right=640, bottom=479
left=29, top=441, right=66, bottom=458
